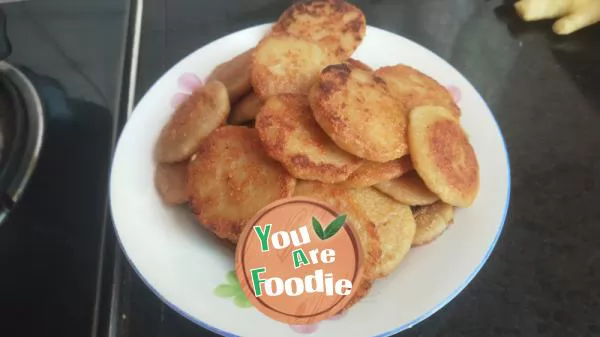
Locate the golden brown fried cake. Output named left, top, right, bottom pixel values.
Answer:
left=345, top=58, right=373, bottom=71
left=228, top=91, right=263, bottom=125
left=207, top=48, right=254, bottom=105
left=294, top=180, right=381, bottom=311
left=412, top=201, right=454, bottom=246
left=347, top=188, right=416, bottom=278
left=309, top=64, right=409, bottom=162
left=188, top=126, right=296, bottom=243
left=375, top=64, right=460, bottom=118
left=272, top=0, right=366, bottom=59
left=374, top=170, right=439, bottom=206
left=154, top=161, right=189, bottom=205
left=251, top=34, right=337, bottom=99
left=293, top=181, right=382, bottom=277
left=256, top=94, right=363, bottom=183
left=408, top=106, right=479, bottom=207
left=342, top=156, right=413, bottom=188
left=155, top=81, right=230, bottom=163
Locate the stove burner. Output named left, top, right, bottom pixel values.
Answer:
left=0, top=62, right=44, bottom=224
left=0, top=71, right=26, bottom=197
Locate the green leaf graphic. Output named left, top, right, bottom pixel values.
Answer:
left=214, top=284, right=238, bottom=298
left=214, top=270, right=253, bottom=309
left=323, top=214, right=347, bottom=240
left=226, top=271, right=240, bottom=286
left=312, top=217, right=325, bottom=240
left=233, top=292, right=253, bottom=308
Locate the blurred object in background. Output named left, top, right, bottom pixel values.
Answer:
left=514, top=0, right=600, bottom=35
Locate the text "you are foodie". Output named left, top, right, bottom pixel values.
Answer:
left=249, top=216, right=353, bottom=298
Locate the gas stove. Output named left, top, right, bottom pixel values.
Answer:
left=0, top=1, right=137, bottom=337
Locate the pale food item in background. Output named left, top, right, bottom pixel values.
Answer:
left=514, top=0, right=600, bottom=35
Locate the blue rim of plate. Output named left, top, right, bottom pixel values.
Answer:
left=110, top=24, right=512, bottom=337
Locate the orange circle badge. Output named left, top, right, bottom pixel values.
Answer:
left=235, top=197, right=364, bottom=325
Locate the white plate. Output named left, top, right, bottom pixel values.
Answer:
left=110, top=23, right=510, bottom=337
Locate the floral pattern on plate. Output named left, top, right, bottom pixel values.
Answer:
left=213, top=271, right=253, bottom=309
left=445, top=84, right=462, bottom=103
left=289, top=312, right=348, bottom=334
left=213, top=270, right=348, bottom=334
left=170, top=72, right=204, bottom=108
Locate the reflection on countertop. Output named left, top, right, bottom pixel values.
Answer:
left=3, top=0, right=128, bottom=111
left=0, top=67, right=114, bottom=337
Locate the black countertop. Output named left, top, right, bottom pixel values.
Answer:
left=1, top=0, right=599, bottom=336
left=123, top=0, right=600, bottom=336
